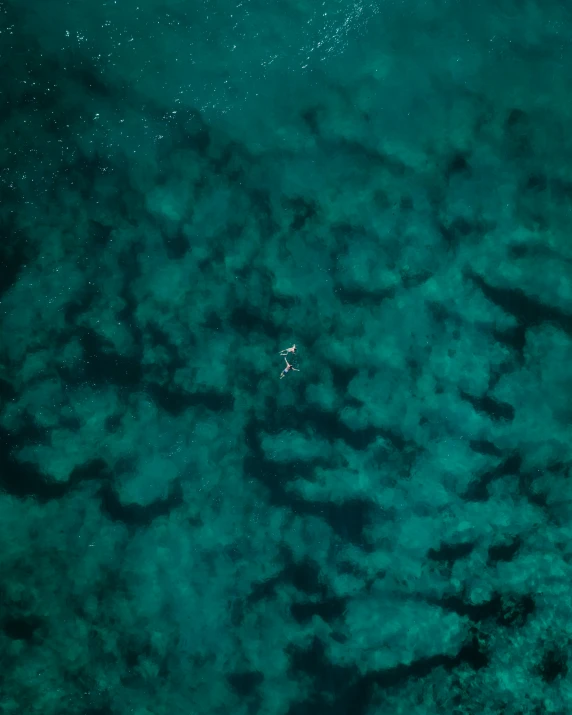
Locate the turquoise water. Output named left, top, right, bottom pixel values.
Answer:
left=2, top=0, right=572, bottom=712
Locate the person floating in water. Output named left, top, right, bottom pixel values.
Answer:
left=279, top=344, right=297, bottom=356
left=280, top=357, right=299, bottom=379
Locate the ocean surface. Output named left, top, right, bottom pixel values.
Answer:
left=1, top=0, right=572, bottom=712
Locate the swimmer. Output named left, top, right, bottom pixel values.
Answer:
left=279, top=344, right=297, bottom=356
left=280, top=357, right=299, bottom=379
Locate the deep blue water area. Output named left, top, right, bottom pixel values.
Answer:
left=1, top=0, right=572, bottom=712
